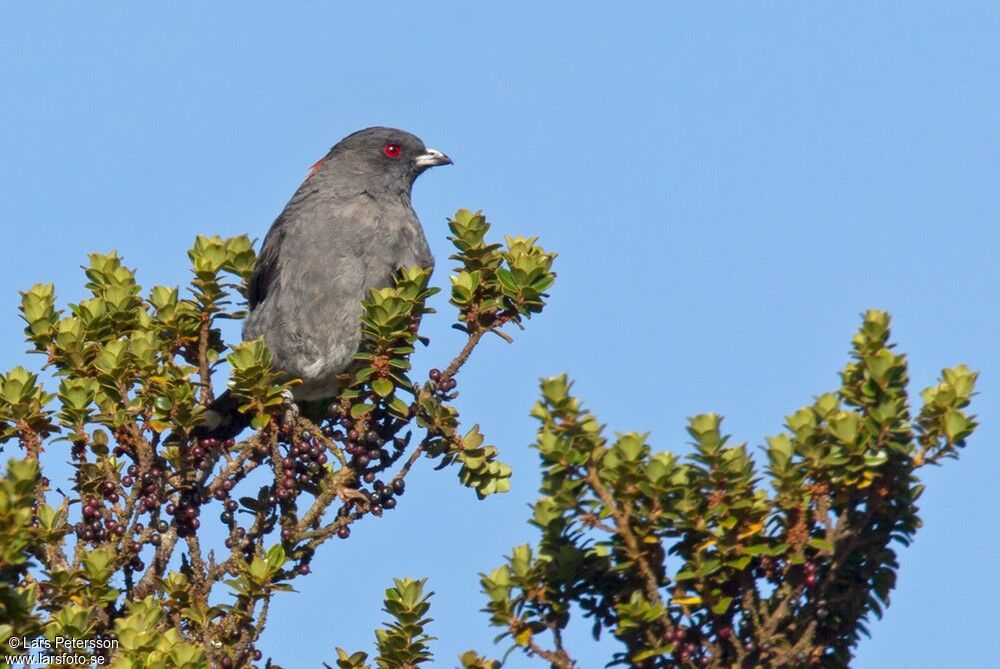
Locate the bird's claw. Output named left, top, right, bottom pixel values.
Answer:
left=280, top=389, right=299, bottom=427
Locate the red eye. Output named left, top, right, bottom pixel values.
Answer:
left=383, top=144, right=401, bottom=158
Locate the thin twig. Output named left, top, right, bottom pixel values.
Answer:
left=443, top=329, right=486, bottom=379
left=197, top=312, right=213, bottom=405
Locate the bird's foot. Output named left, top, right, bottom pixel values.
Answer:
left=280, top=389, right=300, bottom=429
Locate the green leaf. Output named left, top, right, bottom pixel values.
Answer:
left=372, top=379, right=394, bottom=398
left=808, top=537, right=834, bottom=553
left=710, top=596, right=733, bottom=614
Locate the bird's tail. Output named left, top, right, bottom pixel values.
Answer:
left=191, top=389, right=253, bottom=442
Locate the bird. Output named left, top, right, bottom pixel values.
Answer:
left=196, top=127, right=452, bottom=440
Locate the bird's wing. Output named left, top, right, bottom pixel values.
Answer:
left=248, top=213, right=287, bottom=310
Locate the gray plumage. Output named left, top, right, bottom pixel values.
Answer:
left=198, top=127, right=451, bottom=439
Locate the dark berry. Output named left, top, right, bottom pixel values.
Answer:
left=336, top=526, right=350, bottom=539
left=391, top=479, right=405, bottom=495
left=429, top=368, right=442, bottom=381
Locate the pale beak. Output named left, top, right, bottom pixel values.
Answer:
left=415, top=148, right=453, bottom=168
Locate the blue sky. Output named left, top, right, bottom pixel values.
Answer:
left=2, top=3, right=998, bottom=667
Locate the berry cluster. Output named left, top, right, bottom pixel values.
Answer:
left=186, top=437, right=234, bottom=471
left=165, top=489, right=205, bottom=537
left=361, top=476, right=406, bottom=519
left=131, top=464, right=165, bottom=515
left=74, top=496, right=124, bottom=545
left=428, top=368, right=457, bottom=398
left=274, top=430, right=329, bottom=501
left=218, top=494, right=239, bottom=523
left=62, top=361, right=438, bottom=630
left=218, top=648, right=263, bottom=669
left=666, top=627, right=701, bottom=664
left=803, top=559, right=818, bottom=587
left=319, top=408, right=410, bottom=526
left=324, top=417, right=406, bottom=472
left=222, top=526, right=248, bottom=552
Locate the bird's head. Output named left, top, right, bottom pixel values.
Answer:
left=314, top=127, right=452, bottom=194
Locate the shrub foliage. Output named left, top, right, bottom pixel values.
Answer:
left=0, top=208, right=977, bottom=668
